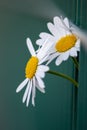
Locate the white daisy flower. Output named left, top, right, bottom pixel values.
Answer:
left=16, top=38, right=52, bottom=107
left=36, top=16, right=80, bottom=65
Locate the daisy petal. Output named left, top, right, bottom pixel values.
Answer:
left=39, top=55, right=49, bottom=65
left=63, top=17, right=69, bottom=28
left=76, top=47, right=80, bottom=51
left=70, top=48, right=77, bottom=57
left=36, top=86, right=45, bottom=93
left=36, top=80, right=45, bottom=93
left=26, top=38, right=36, bottom=56
left=62, top=52, right=69, bottom=61
left=46, top=52, right=59, bottom=65
left=37, top=39, right=49, bottom=59
left=47, top=22, right=59, bottom=37
left=36, top=39, right=45, bottom=46
left=75, top=39, right=80, bottom=48
left=22, top=80, right=30, bottom=103
left=36, top=75, right=45, bottom=89
left=32, top=77, right=36, bottom=106
left=36, top=70, right=45, bottom=78
left=38, top=65, right=49, bottom=72
left=53, top=16, right=63, bottom=27
left=16, top=78, right=28, bottom=93
left=39, top=32, right=54, bottom=40
left=54, top=18, right=68, bottom=37
left=55, top=55, right=63, bottom=66
left=37, top=39, right=53, bottom=60
left=26, top=80, right=32, bottom=107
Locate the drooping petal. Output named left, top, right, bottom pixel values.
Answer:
left=36, top=65, right=49, bottom=78
left=26, top=80, right=32, bottom=107
left=16, top=78, right=28, bottom=93
left=35, top=79, right=45, bottom=93
left=32, top=77, right=36, bottom=106
left=22, top=80, right=30, bottom=103
left=26, top=38, right=36, bottom=56
left=36, top=69, right=45, bottom=78
left=35, top=75, right=45, bottom=89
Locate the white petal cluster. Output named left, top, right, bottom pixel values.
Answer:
left=16, top=38, right=52, bottom=107
left=36, top=16, right=80, bottom=65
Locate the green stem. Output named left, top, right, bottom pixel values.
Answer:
left=71, top=57, right=79, bottom=70
left=47, top=70, right=78, bottom=87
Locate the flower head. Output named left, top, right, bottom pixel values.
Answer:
left=16, top=38, right=52, bottom=107
left=36, top=16, right=80, bottom=65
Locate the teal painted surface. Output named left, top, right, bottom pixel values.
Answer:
left=0, top=0, right=86, bottom=130
left=77, top=0, right=87, bottom=130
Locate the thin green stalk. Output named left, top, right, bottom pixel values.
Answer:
left=47, top=70, right=78, bottom=87
left=71, top=57, right=79, bottom=70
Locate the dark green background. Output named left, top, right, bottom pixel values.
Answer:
left=0, top=0, right=87, bottom=130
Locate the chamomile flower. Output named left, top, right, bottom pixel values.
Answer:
left=16, top=38, right=52, bottom=107
left=36, top=16, right=80, bottom=65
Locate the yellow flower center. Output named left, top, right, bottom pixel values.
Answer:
left=25, top=56, right=39, bottom=79
left=55, top=35, right=77, bottom=52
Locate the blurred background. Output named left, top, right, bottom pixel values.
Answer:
left=0, top=0, right=87, bottom=130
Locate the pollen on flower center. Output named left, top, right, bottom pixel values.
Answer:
left=55, top=35, right=77, bottom=52
left=25, top=56, right=39, bottom=79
